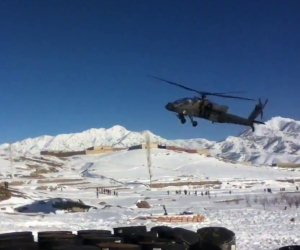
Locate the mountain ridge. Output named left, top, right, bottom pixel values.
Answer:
left=1, top=117, right=300, bottom=165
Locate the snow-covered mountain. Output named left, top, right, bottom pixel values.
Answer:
left=1, top=126, right=165, bottom=155
left=1, top=117, right=300, bottom=165
left=0, top=125, right=212, bottom=155
left=212, top=117, right=300, bottom=165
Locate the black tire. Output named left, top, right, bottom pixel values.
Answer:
left=0, top=235, right=34, bottom=244
left=177, top=114, right=186, bottom=124
left=197, top=227, right=235, bottom=250
left=38, top=232, right=74, bottom=241
left=38, top=231, right=72, bottom=237
left=96, top=242, right=141, bottom=250
left=38, top=234, right=82, bottom=250
left=113, top=226, right=146, bottom=237
left=192, top=121, right=198, bottom=127
left=278, top=246, right=300, bottom=250
left=121, top=232, right=157, bottom=244
left=173, top=228, right=200, bottom=246
left=82, top=236, right=123, bottom=245
left=150, top=226, right=174, bottom=240
left=52, top=245, right=100, bottom=250
left=77, top=230, right=112, bottom=236
left=0, top=231, right=33, bottom=239
left=0, top=242, right=38, bottom=250
left=139, top=241, right=187, bottom=250
left=189, top=242, right=222, bottom=250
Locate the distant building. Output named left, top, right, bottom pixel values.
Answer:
left=40, top=150, right=85, bottom=157
left=85, top=146, right=124, bottom=155
left=41, top=146, right=125, bottom=157
left=197, top=149, right=211, bottom=157
left=277, top=162, right=300, bottom=168
left=128, top=144, right=211, bottom=155
left=165, top=146, right=197, bottom=153
left=129, top=143, right=158, bottom=150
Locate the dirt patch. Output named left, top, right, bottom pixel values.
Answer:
left=29, top=172, right=45, bottom=179
left=37, top=178, right=84, bottom=184
left=215, top=198, right=244, bottom=204
left=57, top=182, right=90, bottom=186
left=35, top=186, right=49, bottom=190
left=19, top=156, right=64, bottom=167
left=0, top=187, right=11, bottom=201
left=277, top=179, right=300, bottom=184
left=26, top=164, right=59, bottom=174
left=9, top=180, right=24, bottom=186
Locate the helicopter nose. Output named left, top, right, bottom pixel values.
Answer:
left=165, top=102, right=174, bottom=111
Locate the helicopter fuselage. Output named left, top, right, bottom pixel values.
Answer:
left=165, top=97, right=264, bottom=130
left=166, top=97, right=229, bottom=120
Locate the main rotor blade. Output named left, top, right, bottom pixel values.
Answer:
left=151, top=76, right=255, bottom=101
left=209, top=93, right=255, bottom=101
left=214, top=91, right=246, bottom=95
left=151, top=76, right=204, bottom=95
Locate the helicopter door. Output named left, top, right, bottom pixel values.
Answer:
left=204, top=103, right=213, bottom=118
left=199, top=100, right=213, bottom=118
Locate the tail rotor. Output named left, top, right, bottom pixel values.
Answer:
left=259, top=98, right=268, bottom=120
left=248, top=98, right=268, bottom=131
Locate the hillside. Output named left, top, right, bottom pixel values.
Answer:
left=1, top=117, right=300, bottom=165
left=213, top=117, right=300, bottom=165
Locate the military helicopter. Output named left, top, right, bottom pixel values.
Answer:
left=153, top=76, right=268, bottom=131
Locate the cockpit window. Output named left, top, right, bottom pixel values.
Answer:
left=174, top=98, right=192, bottom=105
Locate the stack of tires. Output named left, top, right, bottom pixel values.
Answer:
left=0, top=226, right=234, bottom=250
left=38, top=231, right=82, bottom=250
left=78, top=229, right=124, bottom=249
left=2, top=226, right=298, bottom=250
left=0, top=231, right=38, bottom=250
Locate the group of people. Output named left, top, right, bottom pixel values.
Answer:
left=96, top=187, right=118, bottom=198
left=167, top=189, right=211, bottom=197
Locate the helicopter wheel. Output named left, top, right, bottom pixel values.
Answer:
left=178, top=113, right=186, bottom=124
left=192, top=121, right=198, bottom=127
left=180, top=117, right=186, bottom=124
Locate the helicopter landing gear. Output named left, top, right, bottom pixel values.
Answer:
left=189, top=115, right=198, bottom=127
left=177, top=114, right=186, bottom=124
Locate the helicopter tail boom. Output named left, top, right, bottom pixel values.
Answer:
left=248, top=98, right=268, bottom=122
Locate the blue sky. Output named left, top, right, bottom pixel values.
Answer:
left=0, top=0, right=300, bottom=143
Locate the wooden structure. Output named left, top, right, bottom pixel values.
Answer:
left=277, top=162, right=300, bottom=168
left=197, top=148, right=211, bottom=157
left=151, top=214, right=205, bottom=223
left=85, top=146, right=124, bottom=155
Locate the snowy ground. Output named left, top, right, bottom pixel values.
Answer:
left=0, top=149, right=299, bottom=249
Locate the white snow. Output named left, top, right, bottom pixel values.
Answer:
left=0, top=117, right=299, bottom=249
left=1, top=116, right=300, bottom=165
